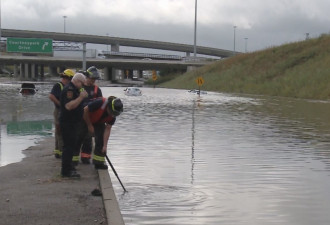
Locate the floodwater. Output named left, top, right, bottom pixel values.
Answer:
left=1, top=83, right=330, bottom=225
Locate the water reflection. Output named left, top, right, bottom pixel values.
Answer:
left=7, top=120, right=52, bottom=135
left=0, top=122, right=51, bottom=166
left=0, top=83, right=54, bottom=166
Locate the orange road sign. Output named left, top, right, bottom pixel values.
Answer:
left=152, top=70, right=157, bottom=81
left=196, top=76, right=204, bottom=86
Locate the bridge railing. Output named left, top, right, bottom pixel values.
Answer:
left=103, top=51, right=183, bottom=60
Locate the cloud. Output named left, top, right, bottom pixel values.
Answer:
left=2, top=0, right=330, bottom=52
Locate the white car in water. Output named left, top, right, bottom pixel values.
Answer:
left=124, top=87, right=142, bottom=96
left=188, top=89, right=207, bottom=95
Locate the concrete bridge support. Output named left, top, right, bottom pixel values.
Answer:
left=111, top=44, right=120, bottom=52
left=31, top=64, right=36, bottom=80
left=25, top=64, right=30, bottom=79
left=118, top=69, right=125, bottom=79
left=104, top=67, right=124, bottom=82
left=49, top=66, right=58, bottom=77
left=138, top=70, right=143, bottom=79
left=19, top=63, right=24, bottom=79
left=40, top=65, right=44, bottom=80
left=187, top=65, right=198, bottom=72
left=13, top=63, right=44, bottom=80
left=115, top=69, right=124, bottom=80
left=103, top=67, right=113, bottom=81
left=14, top=64, right=19, bottom=78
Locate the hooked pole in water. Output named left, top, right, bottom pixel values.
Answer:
left=105, top=155, right=127, bottom=192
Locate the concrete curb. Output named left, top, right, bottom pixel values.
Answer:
left=98, top=170, right=125, bottom=225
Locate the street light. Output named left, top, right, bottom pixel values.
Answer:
left=244, top=37, right=248, bottom=53
left=233, top=25, right=237, bottom=55
left=106, top=33, right=109, bottom=52
left=63, top=16, right=67, bottom=33
left=193, top=0, right=197, bottom=58
left=0, top=0, right=2, bottom=55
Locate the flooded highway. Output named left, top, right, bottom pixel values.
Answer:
left=1, top=83, right=330, bottom=225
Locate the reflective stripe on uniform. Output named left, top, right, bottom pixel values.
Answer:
left=58, top=82, right=63, bottom=90
left=72, top=155, right=80, bottom=162
left=93, top=154, right=105, bottom=162
left=54, top=149, right=62, bottom=155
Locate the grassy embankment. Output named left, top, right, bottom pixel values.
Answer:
left=160, top=34, right=330, bottom=100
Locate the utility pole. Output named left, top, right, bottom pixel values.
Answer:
left=0, top=0, right=2, bottom=56
left=63, top=16, right=67, bottom=33
left=305, top=33, right=309, bottom=40
left=244, top=37, right=248, bottom=53
left=106, top=33, right=109, bottom=52
left=193, top=0, right=197, bottom=58
left=233, top=26, right=237, bottom=55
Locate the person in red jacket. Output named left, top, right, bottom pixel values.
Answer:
left=83, top=96, right=123, bottom=169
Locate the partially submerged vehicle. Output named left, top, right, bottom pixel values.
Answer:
left=19, top=83, right=37, bottom=95
left=188, top=89, right=207, bottom=95
left=124, top=87, right=142, bottom=96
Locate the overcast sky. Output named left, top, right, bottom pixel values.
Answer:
left=1, top=0, right=329, bottom=55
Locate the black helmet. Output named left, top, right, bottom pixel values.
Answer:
left=86, top=66, right=101, bottom=80
left=108, top=97, right=123, bottom=116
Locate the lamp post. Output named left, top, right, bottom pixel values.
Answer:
left=233, top=25, right=237, bottom=55
left=0, top=0, right=2, bottom=56
left=106, top=33, right=109, bottom=52
left=193, top=0, right=197, bottom=58
left=244, top=37, right=248, bottom=53
left=305, top=33, right=309, bottom=40
left=63, top=16, right=67, bottom=33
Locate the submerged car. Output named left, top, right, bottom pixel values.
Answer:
left=19, top=83, right=37, bottom=95
left=188, top=89, right=207, bottom=95
left=124, top=87, right=142, bottom=96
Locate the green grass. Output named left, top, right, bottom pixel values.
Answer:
left=160, top=34, right=330, bottom=100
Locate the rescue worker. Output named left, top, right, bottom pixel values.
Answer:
left=73, top=66, right=103, bottom=165
left=83, top=96, right=123, bottom=169
left=49, top=69, right=74, bottom=158
left=60, top=73, right=88, bottom=178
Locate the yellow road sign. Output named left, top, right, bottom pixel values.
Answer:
left=152, top=70, right=157, bottom=81
left=196, top=76, right=204, bottom=86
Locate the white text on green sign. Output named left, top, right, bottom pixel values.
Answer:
left=7, top=38, right=53, bottom=53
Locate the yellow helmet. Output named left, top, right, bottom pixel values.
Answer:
left=61, top=69, right=75, bottom=78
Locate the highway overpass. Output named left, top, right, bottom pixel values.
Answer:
left=0, top=55, right=209, bottom=71
left=0, top=29, right=227, bottom=81
left=0, top=53, right=212, bottom=81
left=1, top=29, right=234, bottom=58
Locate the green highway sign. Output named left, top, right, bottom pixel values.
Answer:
left=6, top=37, right=53, bottom=53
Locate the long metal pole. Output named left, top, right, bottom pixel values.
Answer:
left=63, top=16, right=67, bottom=33
left=244, top=37, right=248, bottom=53
left=82, top=42, right=86, bottom=70
left=0, top=0, right=2, bottom=56
left=233, top=26, right=237, bottom=55
left=106, top=33, right=109, bottom=52
left=105, top=155, right=127, bottom=192
left=193, top=0, right=197, bottom=58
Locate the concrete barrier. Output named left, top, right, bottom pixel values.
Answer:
left=98, top=170, right=125, bottom=225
